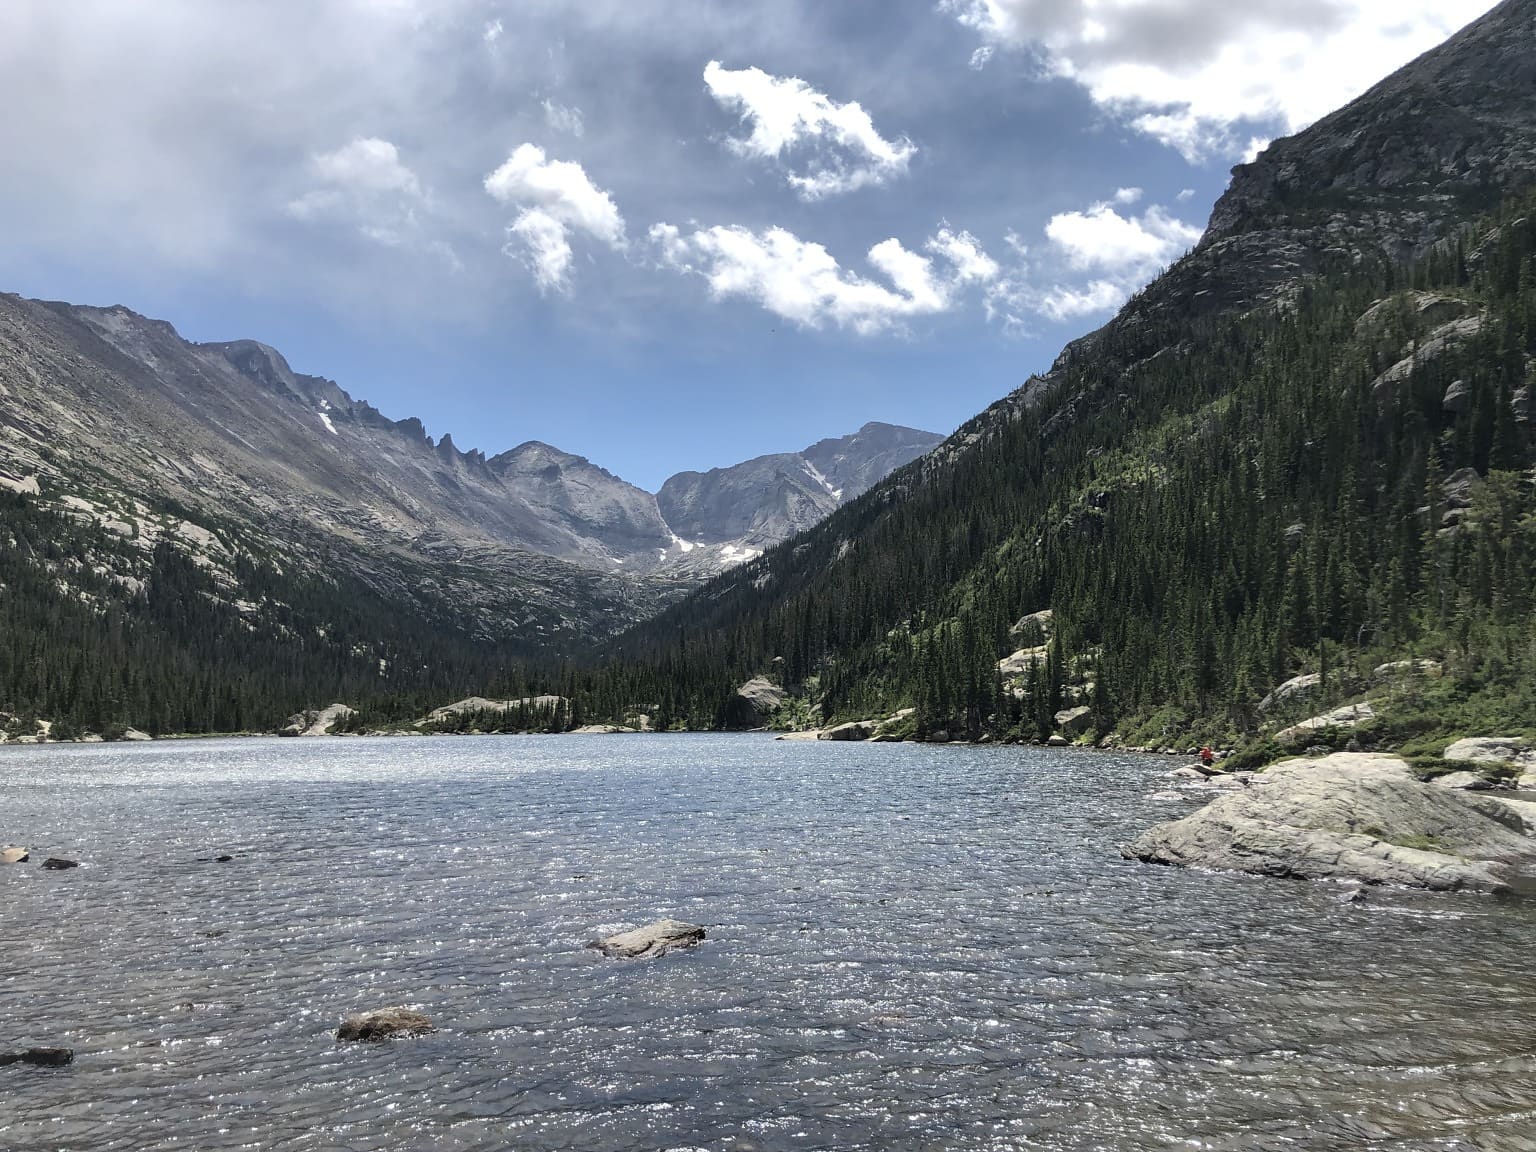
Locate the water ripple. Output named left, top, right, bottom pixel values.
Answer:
left=4, top=736, right=1536, bottom=1151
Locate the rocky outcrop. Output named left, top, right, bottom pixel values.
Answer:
left=279, top=703, right=356, bottom=737
left=589, top=919, right=706, bottom=959
left=1258, top=674, right=1322, bottom=712
left=820, top=720, right=878, bottom=742
left=1125, top=753, right=1536, bottom=892
left=1370, top=315, right=1487, bottom=403
left=336, top=1007, right=435, bottom=1042
left=570, top=724, right=639, bottom=735
left=424, top=696, right=567, bottom=725
left=725, top=678, right=787, bottom=730
left=1444, top=736, right=1536, bottom=769
left=1274, top=702, right=1375, bottom=746
left=1054, top=706, right=1092, bottom=736
left=998, top=646, right=1048, bottom=677
left=121, top=728, right=153, bottom=742
left=1433, top=771, right=1494, bottom=791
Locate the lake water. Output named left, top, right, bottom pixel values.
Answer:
left=4, top=735, right=1536, bottom=1151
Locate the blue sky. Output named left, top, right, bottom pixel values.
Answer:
left=0, top=0, right=1495, bottom=491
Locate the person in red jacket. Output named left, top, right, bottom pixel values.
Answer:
left=1199, top=745, right=1216, bottom=768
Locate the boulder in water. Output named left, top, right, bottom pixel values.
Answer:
left=336, top=1007, right=435, bottom=1042
left=0, top=1047, right=74, bottom=1067
left=589, top=919, right=706, bottom=959
left=1124, top=753, right=1536, bottom=892
left=41, top=857, right=79, bottom=870
left=1, top=846, right=29, bottom=864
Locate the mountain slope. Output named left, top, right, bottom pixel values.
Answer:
left=658, top=423, right=943, bottom=551
left=591, top=0, right=1536, bottom=746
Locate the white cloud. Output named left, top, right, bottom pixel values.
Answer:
left=287, top=137, right=430, bottom=249
left=985, top=194, right=1202, bottom=328
left=484, top=143, right=625, bottom=292
left=940, top=0, right=1499, bottom=161
left=1045, top=202, right=1201, bottom=275
left=703, top=61, right=916, bottom=200
left=652, top=222, right=996, bottom=335
left=310, top=137, right=421, bottom=196
left=542, top=99, right=585, bottom=137
left=1113, top=186, right=1143, bottom=205
left=483, top=18, right=503, bottom=43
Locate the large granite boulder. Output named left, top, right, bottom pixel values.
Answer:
left=1257, top=673, right=1322, bottom=712
left=1054, top=706, right=1093, bottom=736
left=1124, top=753, right=1536, bottom=892
left=724, top=678, right=787, bottom=730
left=279, top=703, right=357, bottom=738
left=589, top=919, right=706, bottom=959
left=820, top=720, right=877, bottom=742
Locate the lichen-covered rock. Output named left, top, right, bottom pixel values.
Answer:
left=589, top=919, right=706, bottom=959
left=336, top=1007, right=435, bottom=1042
left=1124, top=753, right=1536, bottom=892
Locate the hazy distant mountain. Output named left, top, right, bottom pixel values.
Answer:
left=0, top=293, right=939, bottom=646
left=658, top=423, right=945, bottom=553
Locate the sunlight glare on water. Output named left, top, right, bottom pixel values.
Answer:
left=4, top=735, right=1536, bottom=1151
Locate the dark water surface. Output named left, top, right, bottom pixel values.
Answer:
left=4, top=736, right=1536, bottom=1151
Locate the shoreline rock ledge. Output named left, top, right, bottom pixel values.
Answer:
left=589, top=919, right=706, bottom=959
left=1124, top=752, right=1536, bottom=893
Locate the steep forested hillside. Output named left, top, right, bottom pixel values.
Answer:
left=583, top=197, right=1536, bottom=750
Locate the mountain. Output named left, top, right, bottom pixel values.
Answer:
left=588, top=0, right=1536, bottom=747
left=658, top=423, right=944, bottom=553
left=0, top=290, right=938, bottom=731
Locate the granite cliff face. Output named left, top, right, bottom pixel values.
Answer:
left=0, top=293, right=937, bottom=643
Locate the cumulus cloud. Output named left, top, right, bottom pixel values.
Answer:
left=987, top=194, right=1202, bottom=327
left=484, top=143, right=626, bottom=292
left=703, top=61, right=916, bottom=200
left=943, top=0, right=1498, bottom=161
left=1045, top=201, right=1202, bottom=275
left=287, top=137, right=432, bottom=249
left=651, top=222, right=996, bottom=335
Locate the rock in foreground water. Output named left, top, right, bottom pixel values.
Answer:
left=336, top=1007, right=435, bottom=1042
left=0, top=1047, right=74, bottom=1067
left=1124, top=753, right=1536, bottom=892
left=41, top=857, right=79, bottom=870
left=589, top=919, right=706, bottom=959
left=1, top=846, right=29, bottom=864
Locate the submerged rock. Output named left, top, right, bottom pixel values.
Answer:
left=336, top=1007, right=435, bottom=1042
left=589, top=919, right=706, bottom=959
left=1124, top=753, right=1536, bottom=892
left=0, top=1047, right=74, bottom=1067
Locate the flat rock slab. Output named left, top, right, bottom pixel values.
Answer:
left=1125, top=753, right=1536, bottom=893
left=589, top=919, right=706, bottom=959
left=0, top=1048, right=74, bottom=1067
left=336, top=1007, right=435, bottom=1042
